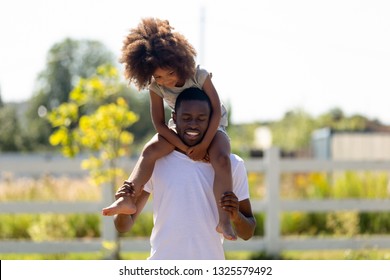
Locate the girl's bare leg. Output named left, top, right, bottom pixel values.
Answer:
left=102, top=134, right=174, bottom=216
left=209, top=131, right=237, bottom=240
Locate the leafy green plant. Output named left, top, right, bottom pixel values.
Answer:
left=48, top=64, right=138, bottom=186
left=326, top=211, right=359, bottom=236
left=120, top=212, right=153, bottom=238
left=0, top=214, right=36, bottom=239
left=47, top=64, right=139, bottom=258
left=27, top=214, right=77, bottom=241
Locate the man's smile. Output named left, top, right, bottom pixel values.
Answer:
left=185, top=130, right=200, bottom=139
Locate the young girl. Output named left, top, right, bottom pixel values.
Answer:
left=102, top=17, right=236, bottom=240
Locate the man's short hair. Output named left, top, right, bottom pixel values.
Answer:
left=174, top=87, right=212, bottom=112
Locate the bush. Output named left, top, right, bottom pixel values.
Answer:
left=0, top=214, right=100, bottom=240
left=28, top=214, right=77, bottom=241
left=0, top=214, right=36, bottom=239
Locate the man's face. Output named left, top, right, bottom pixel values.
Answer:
left=173, top=100, right=211, bottom=147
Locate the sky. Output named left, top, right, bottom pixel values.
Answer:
left=1, top=0, right=390, bottom=124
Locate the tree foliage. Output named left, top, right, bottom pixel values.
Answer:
left=231, top=106, right=380, bottom=157
left=25, top=38, right=115, bottom=150
left=48, top=65, right=139, bottom=186
left=47, top=64, right=139, bottom=259
left=36, top=38, right=115, bottom=108
left=317, top=107, right=368, bottom=131
left=268, top=107, right=374, bottom=153
left=270, top=108, right=316, bottom=152
left=0, top=105, right=24, bottom=151
left=0, top=86, right=3, bottom=107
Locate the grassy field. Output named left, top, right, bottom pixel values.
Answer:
left=1, top=250, right=390, bottom=260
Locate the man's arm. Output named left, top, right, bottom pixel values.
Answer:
left=114, top=190, right=150, bottom=233
left=234, top=199, right=257, bottom=240
left=220, top=193, right=256, bottom=240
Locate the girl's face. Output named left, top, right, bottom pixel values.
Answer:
left=153, top=67, right=183, bottom=88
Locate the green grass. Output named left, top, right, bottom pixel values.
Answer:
left=2, top=250, right=390, bottom=260
left=0, top=251, right=245, bottom=260
left=282, top=249, right=390, bottom=260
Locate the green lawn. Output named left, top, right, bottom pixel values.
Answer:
left=1, top=249, right=390, bottom=260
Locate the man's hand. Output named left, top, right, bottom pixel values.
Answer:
left=115, top=180, right=136, bottom=200
left=220, top=191, right=240, bottom=221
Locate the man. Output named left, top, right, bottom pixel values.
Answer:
left=114, top=87, right=256, bottom=259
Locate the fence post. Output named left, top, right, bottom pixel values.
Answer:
left=101, top=182, right=120, bottom=258
left=264, top=147, right=281, bottom=256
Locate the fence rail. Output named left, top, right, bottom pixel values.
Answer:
left=1, top=147, right=390, bottom=256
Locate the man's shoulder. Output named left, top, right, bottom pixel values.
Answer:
left=230, top=153, right=244, bottom=162
left=230, top=154, right=246, bottom=169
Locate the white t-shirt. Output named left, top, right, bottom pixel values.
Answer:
left=143, top=151, right=250, bottom=260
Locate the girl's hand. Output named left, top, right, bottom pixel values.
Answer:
left=187, top=144, right=208, bottom=161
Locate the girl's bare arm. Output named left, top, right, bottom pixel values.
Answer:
left=149, top=90, right=189, bottom=152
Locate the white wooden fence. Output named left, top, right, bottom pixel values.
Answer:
left=1, top=147, right=390, bottom=256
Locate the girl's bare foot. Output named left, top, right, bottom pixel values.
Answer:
left=216, top=221, right=237, bottom=241
left=102, top=196, right=136, bottom=216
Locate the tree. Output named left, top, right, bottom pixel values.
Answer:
left=36, top=38, right=115, bottom=108
left=25, top=38, right=115, bottom=150
left=0, top=105, right=24, bottom=151
left=0, top=85, right=3, bottom=108
left=317, top=107, right=368, bottom=131
left=270, top=108, right=316, bottom=152
left=48, top=65, right=139, bottom=259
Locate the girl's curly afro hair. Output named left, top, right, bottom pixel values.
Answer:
left=120, top=18, right=197, bottom=90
